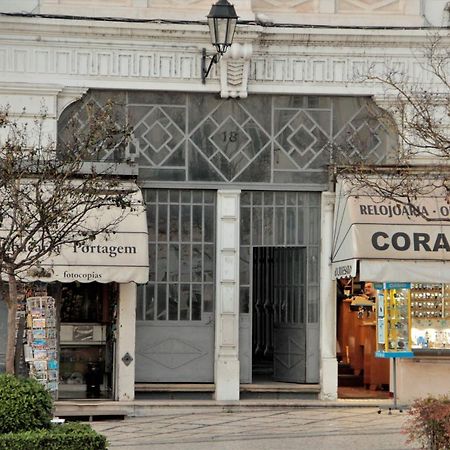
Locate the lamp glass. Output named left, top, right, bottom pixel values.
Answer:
left=207, top=0, right=238, bottom=55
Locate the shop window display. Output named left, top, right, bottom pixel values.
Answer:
left=411, top=284, right=450, bottom=349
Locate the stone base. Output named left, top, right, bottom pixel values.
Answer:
left=214, top=357, right=240, bottom=401
left=320, top=356, right=338, bottom=400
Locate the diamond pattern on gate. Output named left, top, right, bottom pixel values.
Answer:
left=132, top=106, right=185, bottom=166
left=274, top=109, right=329, bottom=170
left=140, top=338, right=207, bottom=370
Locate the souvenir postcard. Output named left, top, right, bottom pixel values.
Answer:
left=33, top=349, right=47, bottom=360
left=32, top=339, right=47, bottom=348
left=32, top=329, right=46, bottom=339
left=48, top=359, right=59, bottom=370
left=32, top=318, right=46, bottom=328
left=46, top=329, right=57, bottom=339
left=34, top=371, right=48, bottom=381
left=47, top=381, right=58, bottom=391
left=33, top=360, right=47, bottom=371
left=48, top=370, right=58, bottom=381
left=47, top=351, right=58, bottom=360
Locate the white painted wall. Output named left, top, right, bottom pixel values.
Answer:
left=397, top=358, right=450, bottom=404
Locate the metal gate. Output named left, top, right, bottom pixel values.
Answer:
left=135, top=189, right=215, bottom=382
left=239, top=191, right=320, bottom=384
left=252, top=247, right=307, bottom=383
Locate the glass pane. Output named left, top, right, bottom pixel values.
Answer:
left=180, top=284, right=190, bottom=320
left=204, top=191, right=215, bottom=204
left=169, top=284, right=178, bottom=320
left=192, top=205, right=203, bottom=242
left=240, top=287, right=249, bottom=314
left=240, top=246, right=250, bottom=285
left=241, top=208, right=250, bottom=245
left=168, top=244, right=179, bottom=281
left=147, top=205, right=156, bottom=242
left=204, top=206, right=214, bottom=243
left=169, top=205, right=179, bottom=241
left=193, top=191, right=202, bottom=203
left=158, top=204, right=168, bottom=241
left=181, top=190, right=191, bottom=203
left=148, top=244, right=156, bottom=281
left=158, top=190, right=168, bottom=203
left=156, top=284, right=167, bottom=320
left=169, top=190, right=179, bottom=203
left=181, top=205, right=191, bottom=241
left=263, top=207, right=273, bottom=245
left=192, top=244, right=202, bottom=282
left=180, top=244, right=191, bottom=282
left=204, top=244, right=214, bottom=282
left=263, top=192, right=273, bottom=205
left=297, top=208, right=305, bottom=245
left=252, top=192, right=262, bottom=205
left=146, top=190, right=156, bottom=203
left=253, top=207, right=262, bottom=245
left=287, top=192, right=296, bottom=205
left=241, top=191, right=250, bottom=206
left=286, top=207, right=296, bottom=245
left=136, top=286, right=145, bottom=320
left=275, top=192, right=285, bottom=205
left=157, top=244, right=167, bottom=282
left=275, top=207, right=284, bottom=245
left=203, top=284, right=213, bottom=313
left=192, top=285, right=201, bottom=321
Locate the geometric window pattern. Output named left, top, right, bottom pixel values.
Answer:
left=59, top=91, right=396, bottom=186
left=136, top=189, right=216, bottom=322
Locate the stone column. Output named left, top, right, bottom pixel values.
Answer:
left=115, top=283, right=137, bottom=401
left=319, top=191, right=338, bottom=400
left=214, top=189, right=241, bottom=402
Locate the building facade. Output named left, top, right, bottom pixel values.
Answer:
left=0, top=0, right=449, bottom=402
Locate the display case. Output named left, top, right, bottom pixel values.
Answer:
left=411, top=283, right=450, bottom=349
left=376, top=283, right=414, bottom=358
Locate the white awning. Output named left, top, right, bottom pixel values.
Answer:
left=331, top=179, right=450, bottom=282
left=5, top=184, right=149, bottom=284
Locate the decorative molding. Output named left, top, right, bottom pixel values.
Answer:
left=220, top=43, right=253, bottom=99
left=0, top=18, right=447, bottom=95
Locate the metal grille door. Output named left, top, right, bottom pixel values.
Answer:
left=135, top=189, right=215, bottom=382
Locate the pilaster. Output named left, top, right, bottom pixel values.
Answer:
left=115, top=283, right=137, bottom=401
left=214, top=189, right=241, bottom=402
left=319, top=191, right=338, bottom=401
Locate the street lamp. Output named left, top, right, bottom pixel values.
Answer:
left=201, top=0, right=238, bottom=84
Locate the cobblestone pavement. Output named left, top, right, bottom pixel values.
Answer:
left=91, top=406, right=419, bottom=450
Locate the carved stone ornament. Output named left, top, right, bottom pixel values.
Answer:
left=122, top=352, right=134, bottom=366
left=220, top=43, right=253, bottom=99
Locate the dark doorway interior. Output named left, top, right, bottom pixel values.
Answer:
left=252, top=247, right=307, bottom=383
left=58, top=282, right=118, bottom=399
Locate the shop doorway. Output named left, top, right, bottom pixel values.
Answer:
left=336, top=279, right=390, bottom=399
left=252, top=247, right=307, bottom=383
left=58, top=282, right=117, bottom=399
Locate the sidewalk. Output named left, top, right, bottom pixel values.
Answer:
left=90, top=405, right=417, bottom=450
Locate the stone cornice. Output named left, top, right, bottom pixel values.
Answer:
left=0, top=15, right=448, bottom=98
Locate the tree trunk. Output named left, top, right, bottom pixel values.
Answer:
left=5, top=273, right=18, bottom=374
